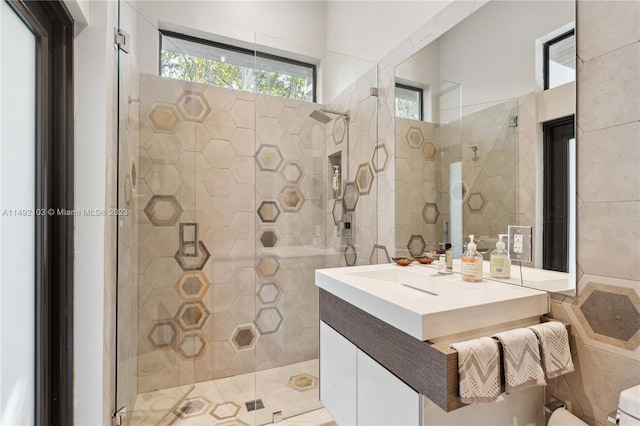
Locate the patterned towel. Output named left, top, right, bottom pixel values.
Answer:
left=529, top=321, right=574, bottom=378
left=492, top=328, right=546, bottom=393
left=450, top=337, right=504, bottom=404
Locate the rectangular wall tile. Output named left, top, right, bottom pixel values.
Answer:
left=578, top=122, right=640, bottom=203
left=578, top=43, right=640, bottom=132
left=577, top=0, right=640, bottom=62
left=577, top=201, right=640, bottom=281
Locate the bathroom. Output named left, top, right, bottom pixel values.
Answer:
left=1, top=0, right=635, bottom=425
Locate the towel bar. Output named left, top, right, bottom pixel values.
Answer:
left=428, top=318, right=571, bottom=408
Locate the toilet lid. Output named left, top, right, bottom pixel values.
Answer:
left=619, top=384, right=640, bottom=418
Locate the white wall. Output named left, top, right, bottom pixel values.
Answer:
left=438, top=0, right=574, bottom=108
left=130, top=0, right=454, bottom=103
left=324, top=1, right=452, bottom=62
left=132, top=1, right=326, bottom=74
left=72, top=0, right=117, bottom=424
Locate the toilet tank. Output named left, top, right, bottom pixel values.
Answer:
left=619, top=384, right=640, bottom=426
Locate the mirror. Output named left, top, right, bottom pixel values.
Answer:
left=393, top=0, right=576, bottom=295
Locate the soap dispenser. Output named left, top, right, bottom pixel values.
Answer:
left=332, top=165, right=341, bottom=199
left=490, top=234, right=511, bottom=279
left=462, top=235, right=483, bottom=282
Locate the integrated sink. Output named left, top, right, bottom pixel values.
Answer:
left=345, top=269, right=478, bottom=299
left=316, top=263, right=548, bottom=340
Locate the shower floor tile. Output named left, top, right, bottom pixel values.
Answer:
left=129, top=359, right=332, bottom=426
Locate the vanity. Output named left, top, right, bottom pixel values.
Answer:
left=316, top=263, right=550, bottom=426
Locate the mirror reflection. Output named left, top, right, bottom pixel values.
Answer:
left=394, top=0, right=576, bottom=295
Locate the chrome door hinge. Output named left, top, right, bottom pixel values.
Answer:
left=115, top=29, right=130, bottom=53
left=112, top=407, right=127, bottom=426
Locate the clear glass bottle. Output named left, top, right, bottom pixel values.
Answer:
left=445, top=246, right=453, bottom=271
left=332, top=165, right=341, bottom=199
left=462, top=235, right=483, bottom=282
left=490, top=234, right=511, bottom=279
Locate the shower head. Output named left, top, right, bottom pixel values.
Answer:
left=309, top=109, right=333, bottom=124
left=309, top=108, right=350, bottom=124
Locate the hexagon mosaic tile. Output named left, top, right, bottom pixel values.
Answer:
left=146, top=319, right=178, bottom=350
left=369, top=245, right=391, bottom=264
left=344, top=244, right=357, bottom=266
left=278, top=160, right=304, bottom=184
left=209, top=401, right=241, bottom=420
left=371, top=143, right=390, bottom=173
left=258, top=228, right=279, bottom=248
left=423, top=142, right=436, bottom=159
left=467, top=192, right=486, bottom=213
left=175, top=301, right=210, bottom=332
left=176, top=91, right=211, bottom=122
left=279, top=186, right=305, bottom=212
left=174, top=241, right=211, bottom=271
left=258, top=282, right=281, bottom=304
left=255, top=144, right=283, bottom=171
left=331, top=199, right=343, bottom=225
left=257, top=201, right=281, bottom=223
left=174, top=271, right=210, bottom=300
left=333, top=117, right=346, bottom=144
left=572, top=282, right=640, bottom=350
left=355, top=163, right=374, bottom=195
left=288, top=374, right=318, bottom=392
left=255, top=307, right=283, bottom=335
left=407, top=235, right=426, bottom=257
left=422, top=203, right=440, bottom=224
left=256, top=256, right=280, bottom=278
left=406, top=127, right=425, bottom=149
left=144, top=195, right=183, bottom=226
left=230, top=325, right=256, bottom=351
left=342, top=182, right=359, bottom=211
left=177, top=332, right=208, bottom=360
left=173, top=396, right=212, bottom=419
left=147, top=103, right=180, bottom=134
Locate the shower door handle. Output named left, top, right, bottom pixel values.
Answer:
left=179, top=222, right=199, bottom=257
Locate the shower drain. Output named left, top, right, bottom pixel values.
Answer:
left=245, top=399, right=265, bottom=412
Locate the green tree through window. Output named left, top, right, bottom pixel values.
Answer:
left=160, top=32, right=314, bottom=102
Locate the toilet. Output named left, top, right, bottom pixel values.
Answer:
left=547, top=384, right=640, bottom=426
left=617, top=384, right=640, bottom=426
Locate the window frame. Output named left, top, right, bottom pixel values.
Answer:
left=159, top=29, right=317, bottom=102
left=395, top=83, right=424, bottom=121
left=543, top=29, right=575, bottom=90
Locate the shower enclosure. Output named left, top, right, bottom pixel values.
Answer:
left=115, top=2, right=378, bottom=424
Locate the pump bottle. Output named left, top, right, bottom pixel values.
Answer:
left=462, top=235, right=483, bottom=282
left=332, top=165, right=341, bottom=198
left=490, top=234, right=511, bottom=279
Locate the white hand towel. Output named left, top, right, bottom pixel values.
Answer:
left=450, top=337, right=504, bottom=404
left=529, top=321, right=574, bottom=379
left=492, top=328, right=546, bottom=393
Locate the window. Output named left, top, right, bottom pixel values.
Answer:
left=395, top=83, right=423, bottom=121
left=160, top=30, right=316, bottom=102
left=544, top=30, right=575, bottom=90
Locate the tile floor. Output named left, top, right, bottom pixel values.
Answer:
left=129, top=359, right=333, bottom=426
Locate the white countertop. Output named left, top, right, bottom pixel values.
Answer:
left=316, top=263, right=549, bottom=340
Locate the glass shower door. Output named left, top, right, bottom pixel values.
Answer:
left=115, top=1, right=198, bottom=423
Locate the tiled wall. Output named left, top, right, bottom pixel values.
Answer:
left=461, top=100, right=518, bottom=247
left=136, top=74, right=326, bottom=393
left=545, top=2, right=640, bottom=425
left=325, top=66, right=384, bottom=267
left=395, top=118, right=442, bottom=256
left=394, top=100, right=520, bottom=258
